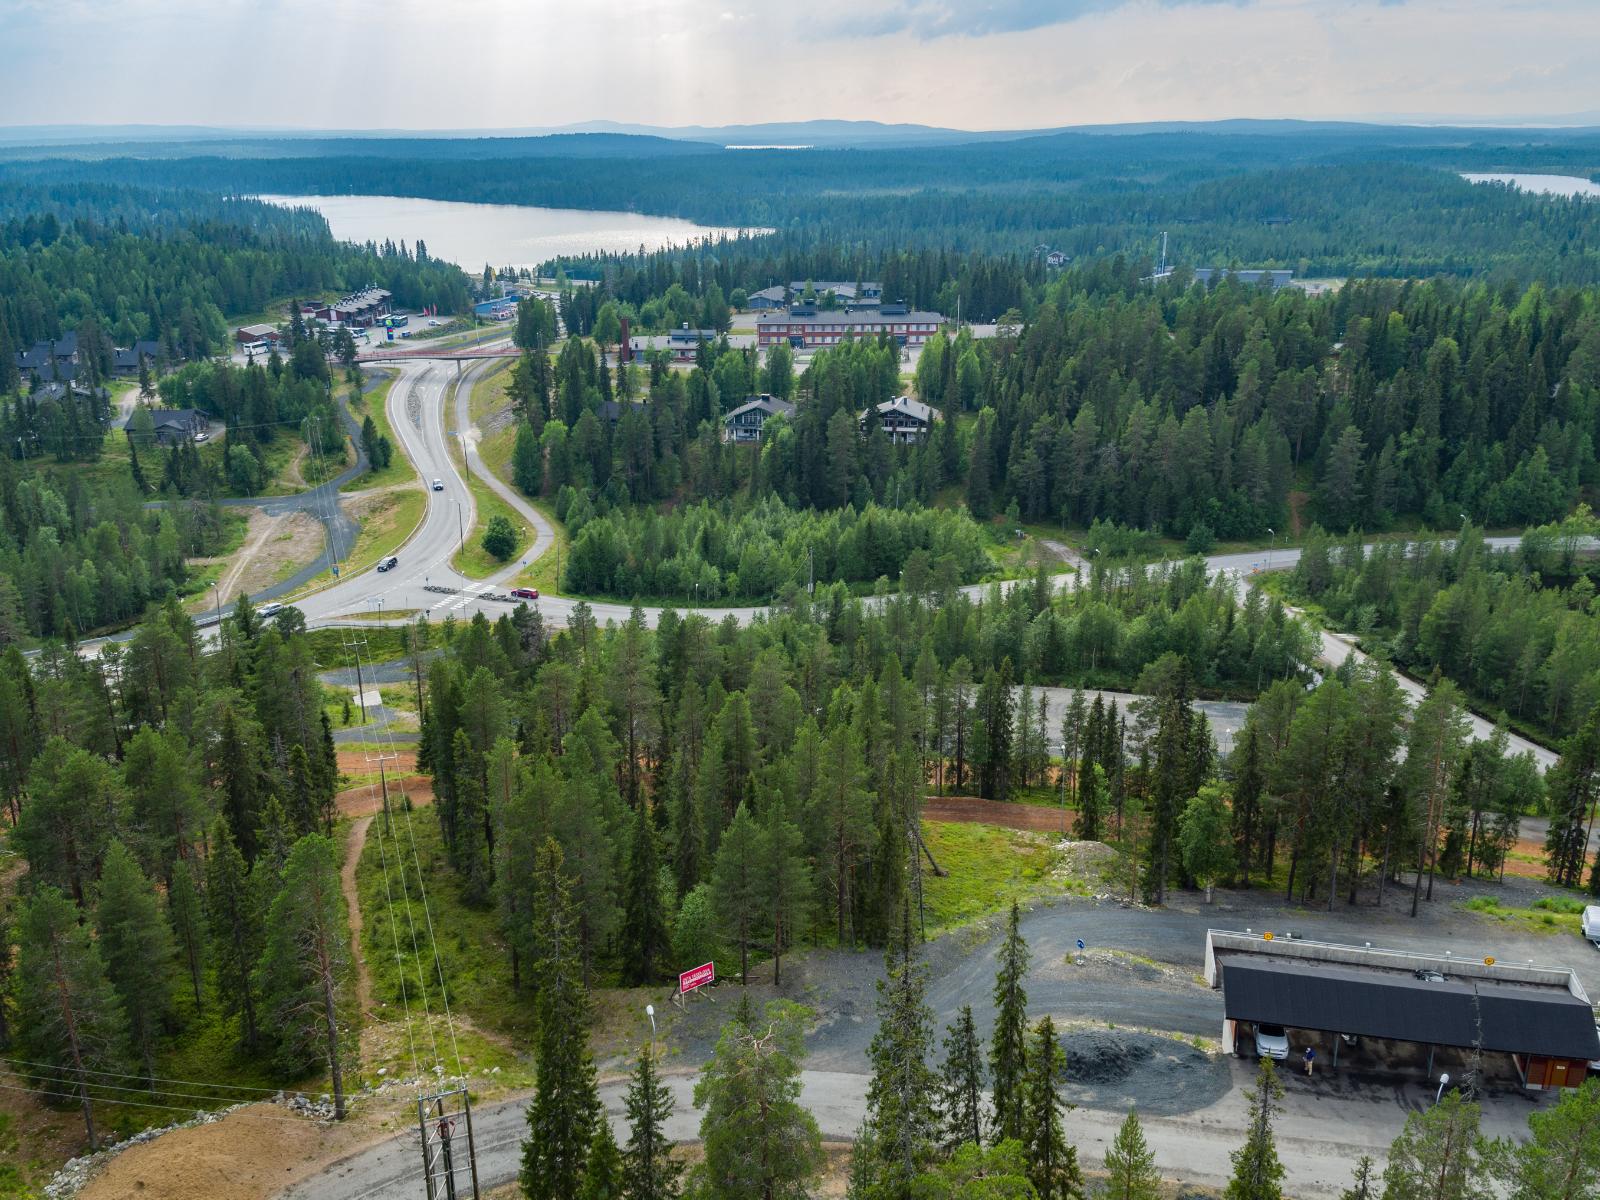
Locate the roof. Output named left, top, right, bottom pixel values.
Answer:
left=667, top=328, right=717, bottom=343
left=148, top=408, right=206, bottom=431
left=236, top=323, right=279, bottom=338
left=15, top=335, right=77, bottom=371
left=1218, top=954, right=1600, bottom=1061
left=867, top=396, right=937, bottom=424
left=113, top=341, right=161, bottom=368
left=724, top=395, right=795, bottom=422
left=757, top=306, right=944, bottom=327
left=749, top=286, right=787, bottom=303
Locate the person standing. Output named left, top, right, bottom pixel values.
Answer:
left=1303, top=1045, right=1315, bottom=1077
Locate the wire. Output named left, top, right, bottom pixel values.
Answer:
left=400, top=759, right=465, bottom=1082
left=0, top=1056, right=286, bottom=1095
left=0, top=1080, right=322, bottom=1124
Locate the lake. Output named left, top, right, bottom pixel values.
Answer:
left=259, top=193, right=761, bottom=270
left=1461, top=172, right=1600, bottom=198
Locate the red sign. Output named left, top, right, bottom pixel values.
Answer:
left=679, top=962, right=715, bottom=994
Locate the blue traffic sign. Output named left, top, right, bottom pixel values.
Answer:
left=1076, top=938, right=1085, bottom=951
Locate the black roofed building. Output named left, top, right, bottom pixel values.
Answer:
left=147, top=408, right=209, bottom=446
left=1205, top=929, right=1600, bottom=1091
left=113, top=340, right=163, bottom=375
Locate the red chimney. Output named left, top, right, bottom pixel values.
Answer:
left=619, top=316, right=632, bottom=363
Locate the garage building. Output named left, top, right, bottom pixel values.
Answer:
left=1205, top=929, right=1599, bottom=1091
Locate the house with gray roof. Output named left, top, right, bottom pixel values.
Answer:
left=861, top=395, right=938, bottom=445
left=722, top=394, right=795, bottom=443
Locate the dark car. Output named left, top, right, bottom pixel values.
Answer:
left=511, top=587, right=540, bottom=600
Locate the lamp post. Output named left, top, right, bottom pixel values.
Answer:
left=1435, top=1072, right=1450, bottom=1104
left=1265, top=528, right=1274, bottom=571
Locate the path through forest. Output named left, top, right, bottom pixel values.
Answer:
left=342, top=815, right=375, bottom=1022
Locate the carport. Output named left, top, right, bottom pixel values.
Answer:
left=1204, top=930, right=1600, bottom=1090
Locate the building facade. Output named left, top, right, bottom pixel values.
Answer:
left=861, top=395, right=938, bottom=444
left=757, top=303, right=944, bottom=350
left=722, top=395, right=795, bottom=443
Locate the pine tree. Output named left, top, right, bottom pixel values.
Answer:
left=1380, top=1089, right=1500, bottom=1200
left=691, top=999, right=823, bottom=1200
left=14, top=886, right=128, bottom=1150
left=856, top=903, right=940, bottom=1196
left=621, top=803, right=671, bottom=985
left=938, top=1005, right=987, bottom=1151
left=622, top=1043, right=682, bottom=1200
left=1102, top=1109, right=1161, bottom=1200
left=581, top=1120, right=624, bottom=1200
left=1075, top=763, right=1105, bottom=842
left=205, top=818, right=263, bottom=1049
left=1507, top=1078, right=1600, bottom=1200
left=95, top=841, right=175, bottom=1085
left=521, top=838, right=602, bottom=1200
left=989, top=901, right=1030, bottom=1144
left=1225, top=1059, right=1285, bottom=1200
left=1022, top=1016, right=1082, bottom=1200
left=256, top=834, right=355, bottom=1119
left=168, top=858, right=206, bottom=1009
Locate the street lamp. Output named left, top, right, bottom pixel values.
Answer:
left=1265, top=528, right=1274, bottom=571
left=645, top=1003, right=656, bottom=1038
left=1435, top=1072, right=1451, bottom=1104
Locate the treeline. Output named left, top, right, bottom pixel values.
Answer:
left=413, top=557, right=1316, bottom=1021
left=0, top=601, right=358, bottom=1145
left=0, top=180, right=471, bottom=391
left=33, top=133, right=1600, bottom=281
left=928, top=270, right=1600, bottom=540
left=0, top=459, right=231, bottom=641
left=559, top=496, right=992, bottom=602
left=1286, top=516, right=1600, bottom=744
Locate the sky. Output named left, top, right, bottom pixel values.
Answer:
left=1, top=0, right=1597, bottom=131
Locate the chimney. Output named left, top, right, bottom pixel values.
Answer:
left=619, top=316, right=631, bottom=363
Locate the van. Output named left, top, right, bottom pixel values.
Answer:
left=376, top=556, right=398, bottom=573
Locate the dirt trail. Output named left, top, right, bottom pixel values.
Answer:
left=215, top=508, right=278, bottom=604
left=343, top=815, right=375, bottom=1020
left=925, top=795, right=1074, bottom=832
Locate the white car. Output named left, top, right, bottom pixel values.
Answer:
left=1254, top=1023, right=1290, bottom=1061
left=427, top=319, right=441, bottom=327
left=1582, top=905, right=1600, bottom=946
left=432, top=478, right=444, bottom=491
left=257, top=602, right=283, bottom=618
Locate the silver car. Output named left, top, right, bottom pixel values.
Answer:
left=1254, top=1023, right=1290, bottom=1061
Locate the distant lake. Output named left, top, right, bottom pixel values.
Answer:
left=1461, top=172, right=1600, bottom=198
left=259, top=193, right=763, bottom=269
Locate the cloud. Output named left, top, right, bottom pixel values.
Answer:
left=821, top=0, right=1239, bottom=40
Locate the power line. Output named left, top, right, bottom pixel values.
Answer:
left=0, top=1055, right=287, bottom=1095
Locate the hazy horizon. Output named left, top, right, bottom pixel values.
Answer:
left=1, top=1, right=1595, bottom=132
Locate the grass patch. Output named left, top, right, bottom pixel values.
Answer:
left=302, top=625, right=424, bottom=668
left=452, top=472, right=535, bottom=579
left=344, top=486, right=427, bottom=575
left=1461, top=894, right=1584, bottom=936
left=356, top=810, right=535, bottom=1055
left=920, top=821, right=1066, bottom=934
left=344, top=372, right=415, bottom=491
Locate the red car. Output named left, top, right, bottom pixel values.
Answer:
left=510, top=587, right=540, bottom=600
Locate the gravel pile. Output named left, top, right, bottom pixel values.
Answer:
left=1061, top=1028, right=1230, bottom=1116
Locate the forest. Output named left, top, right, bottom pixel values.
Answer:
left=15, top=127, right=1600, bottom=282
left=0, top=180, right=470, bottom=389
left=1282, top=513, right=1600, bottom=745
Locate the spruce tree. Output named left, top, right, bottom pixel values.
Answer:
left=856, top=903, right=940, bottom=1196
left=521, top=838, right=602, bottom=1200
left=760, top=794, right=811, bottom=987
left=623, top=1042, right=682, bottom=1200
left=168, top=858, right=206, bottom=1009
left=938, top=1004, right=986, bottom=1151
left=205, top=818, right=263, bottom=1049
left=14, top=886, right=128, bottom=1150
left=95, top=841, right=175, bottom=1085
left=1102, top=1109, right=1161, bottom=1200
left=1075, top=763, right=1105, bottom=842
left=621, top=803, right=670, bottom=985
left=1022, top=1016, right=1082, bottom=1200
left=989, top=901, right=1031, bottom=1144
left=1341, top=1156, right=1377, bottom=1200
left=581, top=1120, right=624, bottom=1200
left=709, top=802, right=762, bottom=985
left=1225, top=1059, right=1286, bottom=1200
